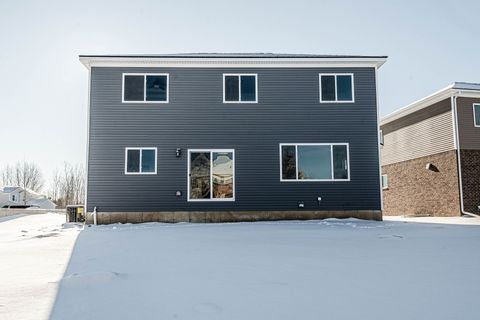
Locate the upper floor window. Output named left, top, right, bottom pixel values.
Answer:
left=122, top=73, right=169, bottom=103
left=319, top=74, right=354, bottom=103
left=474, top=104, right=480, bottom=127
left=280, top=143, right=350, bottom=181
left=10, top=194, right=18, bottom=202
left=125, top=147, right=157, bottom=174
left=223, top=74, right=257, bottom=103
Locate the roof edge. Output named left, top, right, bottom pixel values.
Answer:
left=79, top=55, right=387, bottom=69
left=381, top=83, right=480, bottom=126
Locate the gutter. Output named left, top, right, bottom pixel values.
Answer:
left=451, top=94, right=479, bottom=217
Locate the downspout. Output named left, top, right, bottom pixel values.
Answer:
left=451, top=95, right=479, bottom=217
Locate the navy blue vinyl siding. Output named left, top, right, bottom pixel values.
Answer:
left=87, top=67, right=381, bottom=212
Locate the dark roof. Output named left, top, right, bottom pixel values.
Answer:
left=452, top=82, right=480, bottom=91
left=79, top=53, right=388, bottom=59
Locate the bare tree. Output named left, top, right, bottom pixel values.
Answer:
left=48, top=168, right=61, bottom=204
left=49, top=163, right=85, bottom=208
left=1, top=165, right=14, bottom=186
left=0, top=161, right=43, bottom=192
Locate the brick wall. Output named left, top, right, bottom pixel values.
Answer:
left=382, top=150, right=461, bottom=216
left=460, top=149, right=480, bottom=214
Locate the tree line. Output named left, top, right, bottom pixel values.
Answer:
left=0, top=161, right=85, bottom=208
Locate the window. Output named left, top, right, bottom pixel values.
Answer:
left=319, top=74, right=354, bottom=103
left=125, top=148, right=157, bottom=174
left=379, top=130, right=384, bottom=146
left=188, top=149, right=235, bottom=201
left=10, top=194, right=17, bottom=202
left=381, top=174, right=388, bottom=190
left=474, top=104, right=480, bottom=127
left=280, top=143, right=350, bottom=181
left=223, top=74, right=257, bottom=103
left=122, top=73, right=169, bottom=103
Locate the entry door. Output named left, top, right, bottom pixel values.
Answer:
left=188, top=149, right=235, bottom=201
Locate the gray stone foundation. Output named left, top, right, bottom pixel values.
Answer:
left=85, top=210, right=382, bottom=224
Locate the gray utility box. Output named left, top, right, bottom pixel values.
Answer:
left=66, top=205, right=85, bottom=223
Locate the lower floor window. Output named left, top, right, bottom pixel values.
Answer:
left=188, top=149, right=235, bottom=201
left=381, top=174, right=388, bottom=189
left=125, top=148, right=157, bottom=174
left=280, top=143, right=350, bottom=181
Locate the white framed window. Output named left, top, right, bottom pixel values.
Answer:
left=122, top=73, right=169, bottom=103
left=187, top=149, right=235, bottom=201
left=381, top=174, right=389, bottom=190
left=223, top=74, right=258, bottom=103
left=319, top=73, right=354, bottom=103
left=279, top=143, right=350, bottom=181
left=474, top=104, right=480, bottom=127
left=125, top=147, right=157, bottom=174
left=10, top=194, right=18, bottom=202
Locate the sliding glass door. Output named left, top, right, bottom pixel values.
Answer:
left=188, top=149, right=235, bottom=201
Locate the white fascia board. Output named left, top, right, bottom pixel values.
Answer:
left=79, top=56, right=387, bottom=70
left=380, top=84, right=455, bottom=126
left=381, top=86, right=480, bottom=127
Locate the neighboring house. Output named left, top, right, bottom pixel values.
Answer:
left=380, top=82, right=480, bottom=217
left=0, top=186, right=57, bottom=209
left=79, top=53, right=387, bottom=224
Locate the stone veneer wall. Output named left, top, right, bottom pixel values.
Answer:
left=460, top=149, right=480, bottom=215
left=382, top=150, right=461, bottom=216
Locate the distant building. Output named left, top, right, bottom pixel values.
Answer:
left=0, top=186, right=57, bottom=209
left=380, top=82, right=480, bottom=217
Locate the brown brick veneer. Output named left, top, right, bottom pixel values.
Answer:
left=382, top=150, right=461, bottom=216
left=460, top=149, right=480, bottom=215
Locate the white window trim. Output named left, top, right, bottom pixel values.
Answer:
left=122, top=73, right=169, bottom=103
left=381, top=174, right=389, bottom=190
left=319, top=73, right=355, bottom=103
left=279, top=143, right=351, bottom=182
left=473, top=104, right=480, bottom=127
left=187, top=149, right=235, bottom=202
left=124, top=147, right=158, bottom=175
left=223, top=74, right=258, bottom=104
left=10, top=194, right=18, bottom=203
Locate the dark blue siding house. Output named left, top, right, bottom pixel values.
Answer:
left=79, top=53, right=387, bottom=224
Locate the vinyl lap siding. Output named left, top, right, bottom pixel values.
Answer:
left=381, top=111, right=454, bottom=166
left=87, top=67, right=381, bottom=212
left=457, top=97, right=480, bottom=150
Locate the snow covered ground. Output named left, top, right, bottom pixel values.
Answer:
left=1, top=214, right=480, bottom=320
left=0, top=213, right=80, bottom=320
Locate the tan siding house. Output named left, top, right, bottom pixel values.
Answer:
left=380, top=82, right=480, bottom=217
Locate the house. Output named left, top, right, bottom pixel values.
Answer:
left=79, top=53, right=387, bottom=224
left=0, top=186, right=57, bottom=209
left=380, top=82, right=480, bottom=217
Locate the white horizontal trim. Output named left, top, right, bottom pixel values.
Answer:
left=122, top=73, right=169, bottom=104
left=381, top=85, right=480, bottom=126
left=124, top=147, right=157, bottom=175
left=187, top=149, right=235, bottom=202
left=279, top=143, right=350, bottom=182
left=80, top=57, right=387, bottom=69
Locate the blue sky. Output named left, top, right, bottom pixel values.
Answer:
left=0, top=0, right=479, bottom=189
